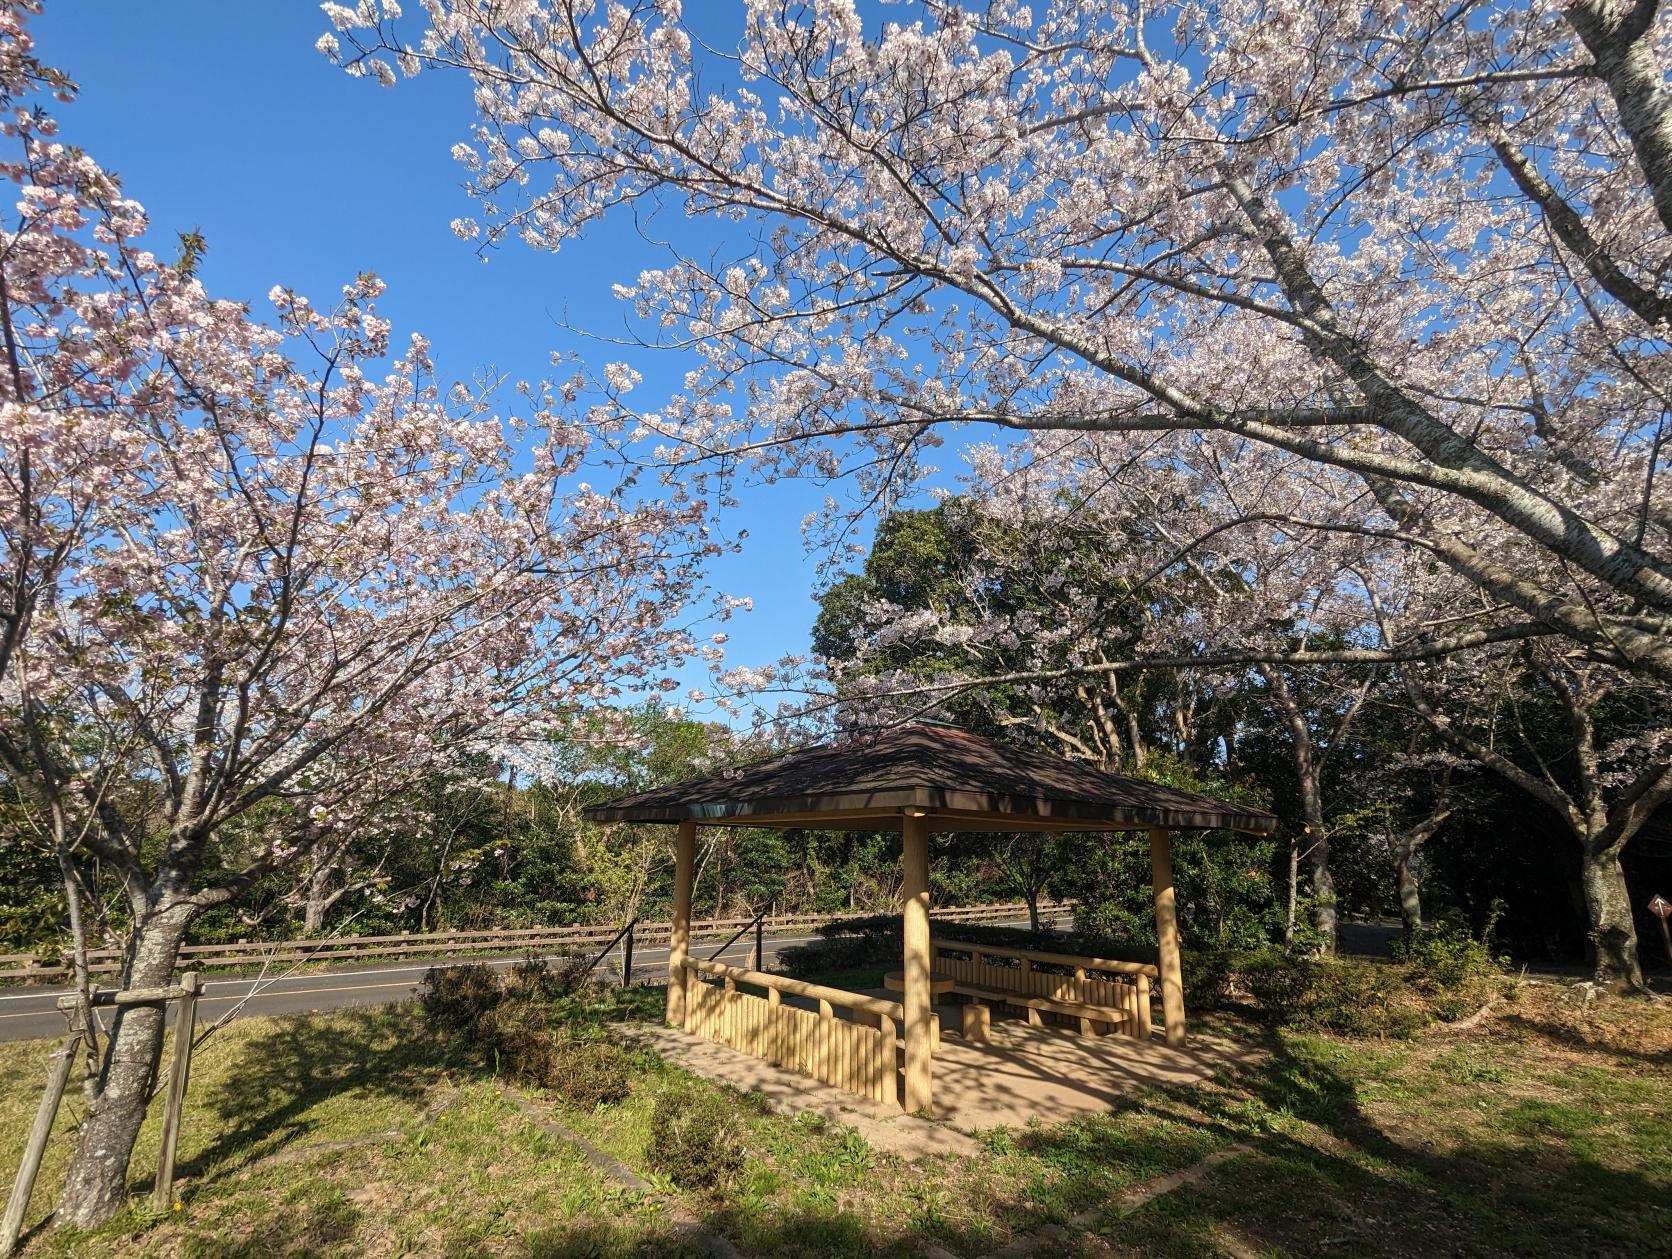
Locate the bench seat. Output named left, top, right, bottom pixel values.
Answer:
left=951, top=981, right=1132, bottom=1037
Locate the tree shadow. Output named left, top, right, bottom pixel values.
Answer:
left=1088, top=1032, right=1671, bottom=1259
left=179, top=1004, right=447, bottom=1188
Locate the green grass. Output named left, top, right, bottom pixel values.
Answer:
left=3, top=980, right=1668, bottom=1257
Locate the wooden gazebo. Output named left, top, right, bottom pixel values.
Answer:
left=585, top=724, right=1274, bottom=1114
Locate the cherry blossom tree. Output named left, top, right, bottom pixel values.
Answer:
left=326, top=0, right=1672, bottom=982
left=330, top=0, right=1671, bottom=687
left=0, top=6, right=717, bottom=1226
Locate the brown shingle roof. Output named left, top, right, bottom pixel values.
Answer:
left=583, top=723, right=1274, bottom=833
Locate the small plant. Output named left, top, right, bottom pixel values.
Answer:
left=647, top=1084, right=746, bottom=1190
left=1182, top=946, right=1236, bottom=1009
left=1302, top=960, right=1427, bottom=1038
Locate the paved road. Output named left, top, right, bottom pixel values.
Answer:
left=0, top=932, right=831, bottom=1044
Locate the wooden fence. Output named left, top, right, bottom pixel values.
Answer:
left=931, top=939, right=1154, bottom=1039
left=0, top=901, right=1067, bottom=983
left=685, top=958, right=902, bottom=1107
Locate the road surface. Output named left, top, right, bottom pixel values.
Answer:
left=0, top=931, right=830, bottom=1043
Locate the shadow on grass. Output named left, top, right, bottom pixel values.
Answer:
left=516, top=1215, right=881, bottom=1259
left=162, top=998, right=1668, bottom=1259
left=1090, top=1029, right=1671, bottom=1259
left=179, top=1004, right=447, bottom=1187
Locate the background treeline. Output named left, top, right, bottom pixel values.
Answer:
left=0, top=703, right=1025, bottom=956
left=810, top=506, right=1672, bottom=975
left=6, top=503, right=1669, bottom=973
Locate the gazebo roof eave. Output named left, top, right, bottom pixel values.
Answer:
left=583, top=793, right=1275, bottom=836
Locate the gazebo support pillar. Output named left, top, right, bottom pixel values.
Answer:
left=666, top=818, right=697, bottom=1027
left=1149, top=826, right=1187, bottom=1046
left=901, top=811, right=934, bottom=1114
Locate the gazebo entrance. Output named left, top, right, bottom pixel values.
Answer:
left=585, top=724, right=1274, bottom=1116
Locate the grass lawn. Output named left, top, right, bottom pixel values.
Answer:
left=0, top=980, right=1667, bottom=1257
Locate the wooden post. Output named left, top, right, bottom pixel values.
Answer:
left=901, top=811, right=933, bottom=1114
left=1149, top=827, right=1187, bottom=1047
left=2, top=1031, right=82, bottom=1256
left=1136, top=972, right=1154, bottom=1040
left=153, top=972, right=200, bottom=1210
left=667, top=819, right=697, bottom=1027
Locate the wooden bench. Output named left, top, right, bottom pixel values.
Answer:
left=952, top=982, right=1133, bottom=1041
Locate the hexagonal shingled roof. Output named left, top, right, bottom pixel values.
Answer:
left=583, top=723, right=1275, bottom=834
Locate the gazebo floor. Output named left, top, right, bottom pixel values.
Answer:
left=640, top=1007, right=1255, bottom=1152
left=927, top=1017, right=1254, bottom=1130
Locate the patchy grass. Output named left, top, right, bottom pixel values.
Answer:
left=1097, top=985, right=1672, bottom=1259
left=2, top=977, right=1668, bottom=1257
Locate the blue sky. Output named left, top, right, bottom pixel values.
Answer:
left=36, top=2, right=878, bottom=713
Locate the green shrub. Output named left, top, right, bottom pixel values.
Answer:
left=1392, top=909, right=1505, bottom=991
left=777, top=914, right=1156, bottom=979
left=474, top=993, right=553, bottom=1060
left=505, top=952, right=593, bottom=1002
left=419, top=957, right=644, bottom=1106
left=1302, top=960, right=1427, bottom=1038
left=648, top=1085, right=746, bottom=1190
left=1238, top=950, right=1319, bottom=1023
left=420, top=962, right=504, bottom=1038
left=777, top=915, right=902, bottom=977
left=1235, top=951, right=1426, bottom=1038
left=1182, top=946, right=1236, bottom=1010
left=537, top=1039, right=635, bottom=1110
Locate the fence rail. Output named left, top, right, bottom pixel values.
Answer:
left=0, top=901, right=1068, bottom=983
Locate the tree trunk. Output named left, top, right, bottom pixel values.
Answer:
left=55, top=907, right=191, bottom=1229
left=1284, top=835, right=1299, bottom=948
left=1308, top=828, right=1337, bottom=954
left=1396, top=849, right=1423, bottom=936
left=55, top=841, right=102, bottom=1102
left=1580, top=839, right=1645, bottom=991
left=1261, top=665, right=1337, bottom=954
left=1025, top=883, right=1041, bottom=932
left=303, top=858, right=333, bottom=934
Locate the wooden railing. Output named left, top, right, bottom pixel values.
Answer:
left=0, top=901, right=1066, bottom=983
left=684, top=958, right=903, bottom=1107
left=931, top=940, right=1156, bottom=1040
